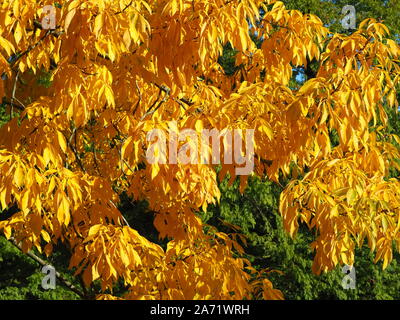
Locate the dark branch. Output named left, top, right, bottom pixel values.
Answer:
left=7, top=236, right=86, bottom=299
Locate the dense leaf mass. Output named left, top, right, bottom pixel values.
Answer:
left=0, top=0, right=399, bottom=299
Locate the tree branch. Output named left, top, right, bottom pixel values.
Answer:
left=140, top=85, right=170, bottom=120
left=115, top=0, right=133, bottom=15
left=7, top=236, right=86, bottom=299
left=132, top=80, right=142, bottom=116
left=2, top=98, right=25, bottom=112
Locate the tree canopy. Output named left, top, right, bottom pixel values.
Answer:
left=0, top=0, right=399, bottom=300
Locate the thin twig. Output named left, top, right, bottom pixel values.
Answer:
left=2, top=99, right=25, bottom=111
left=10, top=70, right=20, bottom=119
left=144, top=87, right=162, bottom=115
left=132, top=80, right=142, bottom=116
left=7, top=236, right=86, bottom=299
left=69, top=128, right=86, bottom=172
left=115, top=0, right=133, bottom=15
left=10, top=30, right=51, bottom=69
left=140, top=85, right=170, bottom=121
left=109, top=200, right=130, bottom=227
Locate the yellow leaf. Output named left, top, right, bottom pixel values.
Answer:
left=21, top=191, right=30, bottom=212
left=92, top=261, right=100, bottom=281
left=121, top=136, right=133, bottom=159
left=105, top=86, right=115, bottom=106
left=13, top=0, right=20, bottom=17
left=43, top=147, right=52, bottom=166
left=64, top=8, right=76, bottom=31
left=299, top=79, right=319, bottom=94
left=346, top=188, right=357, bottom=205
left=57, top=194, right=70, bottom=226
left=0, top=36, right=15, bottom=56
left=239, top=27, right=248, bottom=52
left=195, top=119, right=203, bottom=132
left=14, top=165, right=24, bottom=188
left=94, top=13, right=104, bottom=37
left=41, top=229, right=51, bottom=242
left=88, top=224, right=102, bottom=237
left=14, top=23, right=22, bottom=45
left=3, top=224, right=11, bottom=239
left=47, top=176, right=56, bottom=196
left=57, top=131, right=67, bottom=153
left=344, top=59, right=352, bottom=74
left=0, top=188, right=7, bottom=209
left=151, top=163, right=160, bottom=180
left=259, top=124, right=273, bottom=140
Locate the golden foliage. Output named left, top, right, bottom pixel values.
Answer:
left=0, top=0, right=399, bottom=298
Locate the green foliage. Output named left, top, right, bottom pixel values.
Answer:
left=0, top=104, right=7, bottom=128
left=0, top=237, right=79, bottom=300
left=282, top=0, right=400, bottom=37
left=218, top=43, right=239, bottom=77
left=200, top=175, right=400, bottom=300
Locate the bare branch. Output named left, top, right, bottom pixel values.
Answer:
left=2, top=98, right=25, bottom=112
left=115, top=0, right=133, bottom=15
left=141, top=84, right=171, bottom=121
left=132, top=80, right=142, bottom=116
left=10, top=70, right=20, bottom=119
left=7, top=236, right=86, bottom=299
